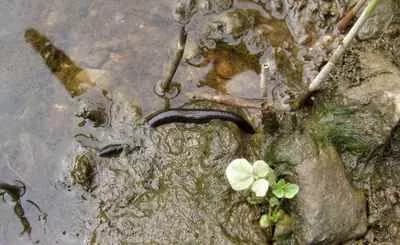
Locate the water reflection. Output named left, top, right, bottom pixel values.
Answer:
left=24, top=28, right=95, bottom=97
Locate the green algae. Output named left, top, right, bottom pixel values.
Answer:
left=308, top=104, right=369, bottom=154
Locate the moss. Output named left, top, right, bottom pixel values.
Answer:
left=308, top=104, right=369, bottom=154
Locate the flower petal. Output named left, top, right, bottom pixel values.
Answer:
left=251, top=179, right=269, bottom=197
left=253, top=160, right=272, bottom=178
left=226, top=158, right=254, bottom=191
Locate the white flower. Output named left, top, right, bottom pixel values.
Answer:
left=253, top=160, right=273, bottom=178
left=226, top=159, right=273, bottom=197
left=225, top=159, right=254, bottom=191
left=251, top=179, right=270, bottom=197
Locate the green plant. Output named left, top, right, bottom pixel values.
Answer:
left=225, top=159, right=299, bottom=228
left=310, top=105, right=369, bottom=153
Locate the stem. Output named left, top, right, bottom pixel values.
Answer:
left=155, top=25, right=187, bottom=96
left=260, top=63, right=269, bottom=97
left=337, top=0, right=367, bottom=33
left=186, top=92, right=272, bottom=110
left=308, top=0, right=382, bottom=92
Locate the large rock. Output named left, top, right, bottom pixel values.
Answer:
left=295, top=144, right=367, bottom=244
left=358, top=0, right=399, bottom=40
left=342, top=51, right=400, bottom=127
left=271, top=132, right=367, bottom=244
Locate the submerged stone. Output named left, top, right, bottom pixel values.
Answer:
left=71, top=153, right=95, bottom=189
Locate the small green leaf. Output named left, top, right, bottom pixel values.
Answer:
left=268, top=197, right=280, bottom=207
left=284, top=183, right=299, bottom=199
left=226, top=159, right=254, bottom=191
left=259, top=214, right=271, bottom=228
left=270, top=209, right=284, bottom=223
left=272, top=179, right=287, bottom=198
left=272, top=179, right=299, bottom=199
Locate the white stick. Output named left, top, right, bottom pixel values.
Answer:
left=308, top=0, right=382, bottom=92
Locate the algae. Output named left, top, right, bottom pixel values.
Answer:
left=308, top=104, right=369, bottom=154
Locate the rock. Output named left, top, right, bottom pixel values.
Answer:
left=358, top=0, right=399, bottom=40
left=226, top=70, right=260, bottom=97
left=70, top=153, right=95, bottom=190
left=295, top=144, right=367, bottom=244
left=342, top=51, right=400, bottom=127
left=271, top=132, right=367, bottom=244
left=321, top=49, right=400, bottom=176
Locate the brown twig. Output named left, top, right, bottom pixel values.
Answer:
left=155, top=25, right=187, bottom=96
left=186, top=92, right=272, bottom=111
left=337, top=0, right=368, bottom=33
left=291, top=0, right=382, bottom=109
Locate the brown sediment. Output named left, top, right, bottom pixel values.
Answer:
left=196, top=42, right=261, bottom=93
left=24, top=28, right=95, bottom=97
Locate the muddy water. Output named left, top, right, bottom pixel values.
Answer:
left=0, top=0, right=277, bottom=244
left=0, top=1, right=180, bottom=244
left=0, top=0, right=374, bottom=243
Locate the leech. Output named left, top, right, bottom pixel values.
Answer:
left=146, top=109, right=255, bottom=134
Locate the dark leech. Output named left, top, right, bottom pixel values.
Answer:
left=98, top=144, right=125, bottom=158
left=146, top=109, right=255, bottom=134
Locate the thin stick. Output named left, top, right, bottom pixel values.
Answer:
left=186, top=92, right=272, bottom=110
left=308, top=0, right=382, bottom=92
left=155, top=25, right=187, bottom=96
left=337, top=0, right=368, bottom=33
left=260, top=63, right=269, bottom=97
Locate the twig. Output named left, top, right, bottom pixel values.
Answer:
left=337, top=0, right=368, bottom=33
left=186, top=92, right=272, bottom=111
left=260, top=63, right=269, bottom=97
left=308, top=0, right=382, bottom=92
left=155, top=25, right=187, bottom=96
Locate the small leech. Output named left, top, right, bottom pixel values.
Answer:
left=98, top=144, right=140, bottom=158
left=98, top=144, right=125, bottom=158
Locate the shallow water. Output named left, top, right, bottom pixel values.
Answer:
left=0, top=1, right=182, bottom=243
left=0, top=0, right=320, bottom=244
